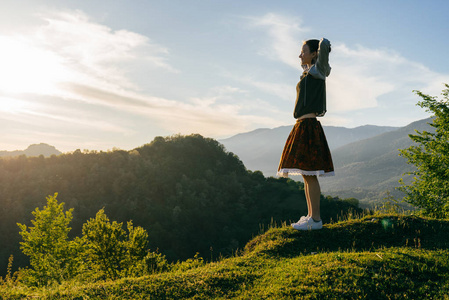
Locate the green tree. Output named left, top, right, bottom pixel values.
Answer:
left=82, top=209, right=127, bottom=279
left=17, top=193, right=82, bottom=285
left=82, top=209, right=162, bottom=279
left=399, top=84, right=449, bottom=218
left=17, top=194, right=167, bottom=285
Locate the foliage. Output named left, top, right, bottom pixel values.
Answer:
left=0, top=255, right=19, bottom=288
left=0, top=134, right=361, bottom=275
left=15, top=195, right=168, bottom=286
left=127, top=250, right=169, bottom=277
left=2, top=214, right=449, bottom=299
left=171, top=252, right=205, bottom=272
left=399, top=84, right=449, bottom=218
left=17, top=193, right=82, bottom=285
left=81, top=209, right=166, bottom=280
left=82, top=209, right=128, bottom=280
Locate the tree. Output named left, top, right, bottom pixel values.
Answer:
left=399, top=84, right=449, bottom=218
left=17, top=193, right=82, bottom=285
left=82, top=209, right=127, bottom=279
left=82, top=209, right=161, bottom=279
left=17, top=194, right=167, bottom=285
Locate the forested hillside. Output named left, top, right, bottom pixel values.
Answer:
left=0, top=135, right=359, bottom=275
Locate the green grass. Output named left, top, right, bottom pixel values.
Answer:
left=2, top=214, right=449, bottom=299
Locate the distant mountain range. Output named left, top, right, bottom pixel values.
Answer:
left=0, top=143, right=62, bottom=158
left=220, top=118, right=434, bottom=206
left=219, top=122, right=401, bottom=177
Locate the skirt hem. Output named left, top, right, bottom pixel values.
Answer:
left=277, top=168, right=335, bottom=177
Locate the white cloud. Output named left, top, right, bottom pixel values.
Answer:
left=2, top=9, right=300, bottom=147
left=245, top=13, right=449, bottom=126
left=36, top=10, right=179, bottom=90
left=0, top=9, right=180, bottom=98
left=164, top=85, right=286, bottom=137
left=246, top=13, right=306, bottom=69
left=329, top=43, right=449, bottom=113
left=222, top=71, right=294, bottom=101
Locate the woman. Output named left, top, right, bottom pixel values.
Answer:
left=277, top=38, right=334, bottom=231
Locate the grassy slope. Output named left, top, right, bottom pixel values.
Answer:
left=2, top=214, right=449, bottom=299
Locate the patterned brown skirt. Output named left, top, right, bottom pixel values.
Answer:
left=277, top=118, right=334, bottom=177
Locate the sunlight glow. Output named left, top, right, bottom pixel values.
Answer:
left=0, top=97, right=27, bottom=114
left=0, top=36, right=68, bottom=95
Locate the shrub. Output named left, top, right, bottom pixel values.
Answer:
left=17, top=195, right=168, bottom=285
left=17, top=193, right=83, bottom=285
left=399, top=84, right=449, bottom=218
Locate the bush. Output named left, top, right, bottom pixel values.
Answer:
left=17, top=195, right=168, bottom=285
left=17, top=193, right=83, bottom=285
left=82, top=209, right=168, bottom=280
left=399, top=84, right=449, bottom=218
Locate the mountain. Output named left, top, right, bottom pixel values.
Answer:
left=0, top=143, right=62, bottom=157
left=220, top=118, right=433, bottom=206
left=321, top=118, right=433, bottom=205
left=219, top=122, right=399, bottom=177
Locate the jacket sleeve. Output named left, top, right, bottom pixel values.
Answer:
left=308, top=38, right=331, bottom=80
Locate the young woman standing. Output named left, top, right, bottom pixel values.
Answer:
left=277, top=38, right=334, bottom=230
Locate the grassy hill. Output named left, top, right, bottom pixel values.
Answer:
left=3, top=213, right=448, bottom=299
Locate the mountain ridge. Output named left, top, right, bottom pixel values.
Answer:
left=321, top=117, right=433, bottom=204
left=220, top=118, right=433, bottom=205
left=221, top=123, right=399, bottom=153
left=219, top=121, right=404, bottom=177
left=0, top=143, right=62, bottom=158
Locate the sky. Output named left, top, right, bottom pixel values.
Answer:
left=1, top=0, right=448, bottom=152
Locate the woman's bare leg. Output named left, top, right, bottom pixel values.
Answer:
left=304, top=180, right=311, bottom=217
left=302, top=175, right=321, bottom=221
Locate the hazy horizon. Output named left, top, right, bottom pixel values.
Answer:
left=2, top=116, right=430, bottom=153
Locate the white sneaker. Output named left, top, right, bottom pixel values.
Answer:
left=291, top=218, right=322, bottom=230
left=292, top=216, right=310, bottom=225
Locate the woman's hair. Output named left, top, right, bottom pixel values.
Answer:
left=304, top=39, right=331, bottom=64
left=305, top=39, right=320, bottom=54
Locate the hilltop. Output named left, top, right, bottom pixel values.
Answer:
left=0, top=143, right=61, bottom=158
left=3, top=214, right=448, bottom=299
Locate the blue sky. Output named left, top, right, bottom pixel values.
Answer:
left=1, top=0, right=448, bottom=151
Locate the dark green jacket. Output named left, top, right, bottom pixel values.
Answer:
left=293, top=38, right=331, bottom=119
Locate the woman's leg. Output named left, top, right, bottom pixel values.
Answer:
left=303, top=180, right=311, bottom=217
left=302, top=175, right=321, bottom=221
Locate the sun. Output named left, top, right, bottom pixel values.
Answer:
left=0, top=36, right=67, bottom=95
